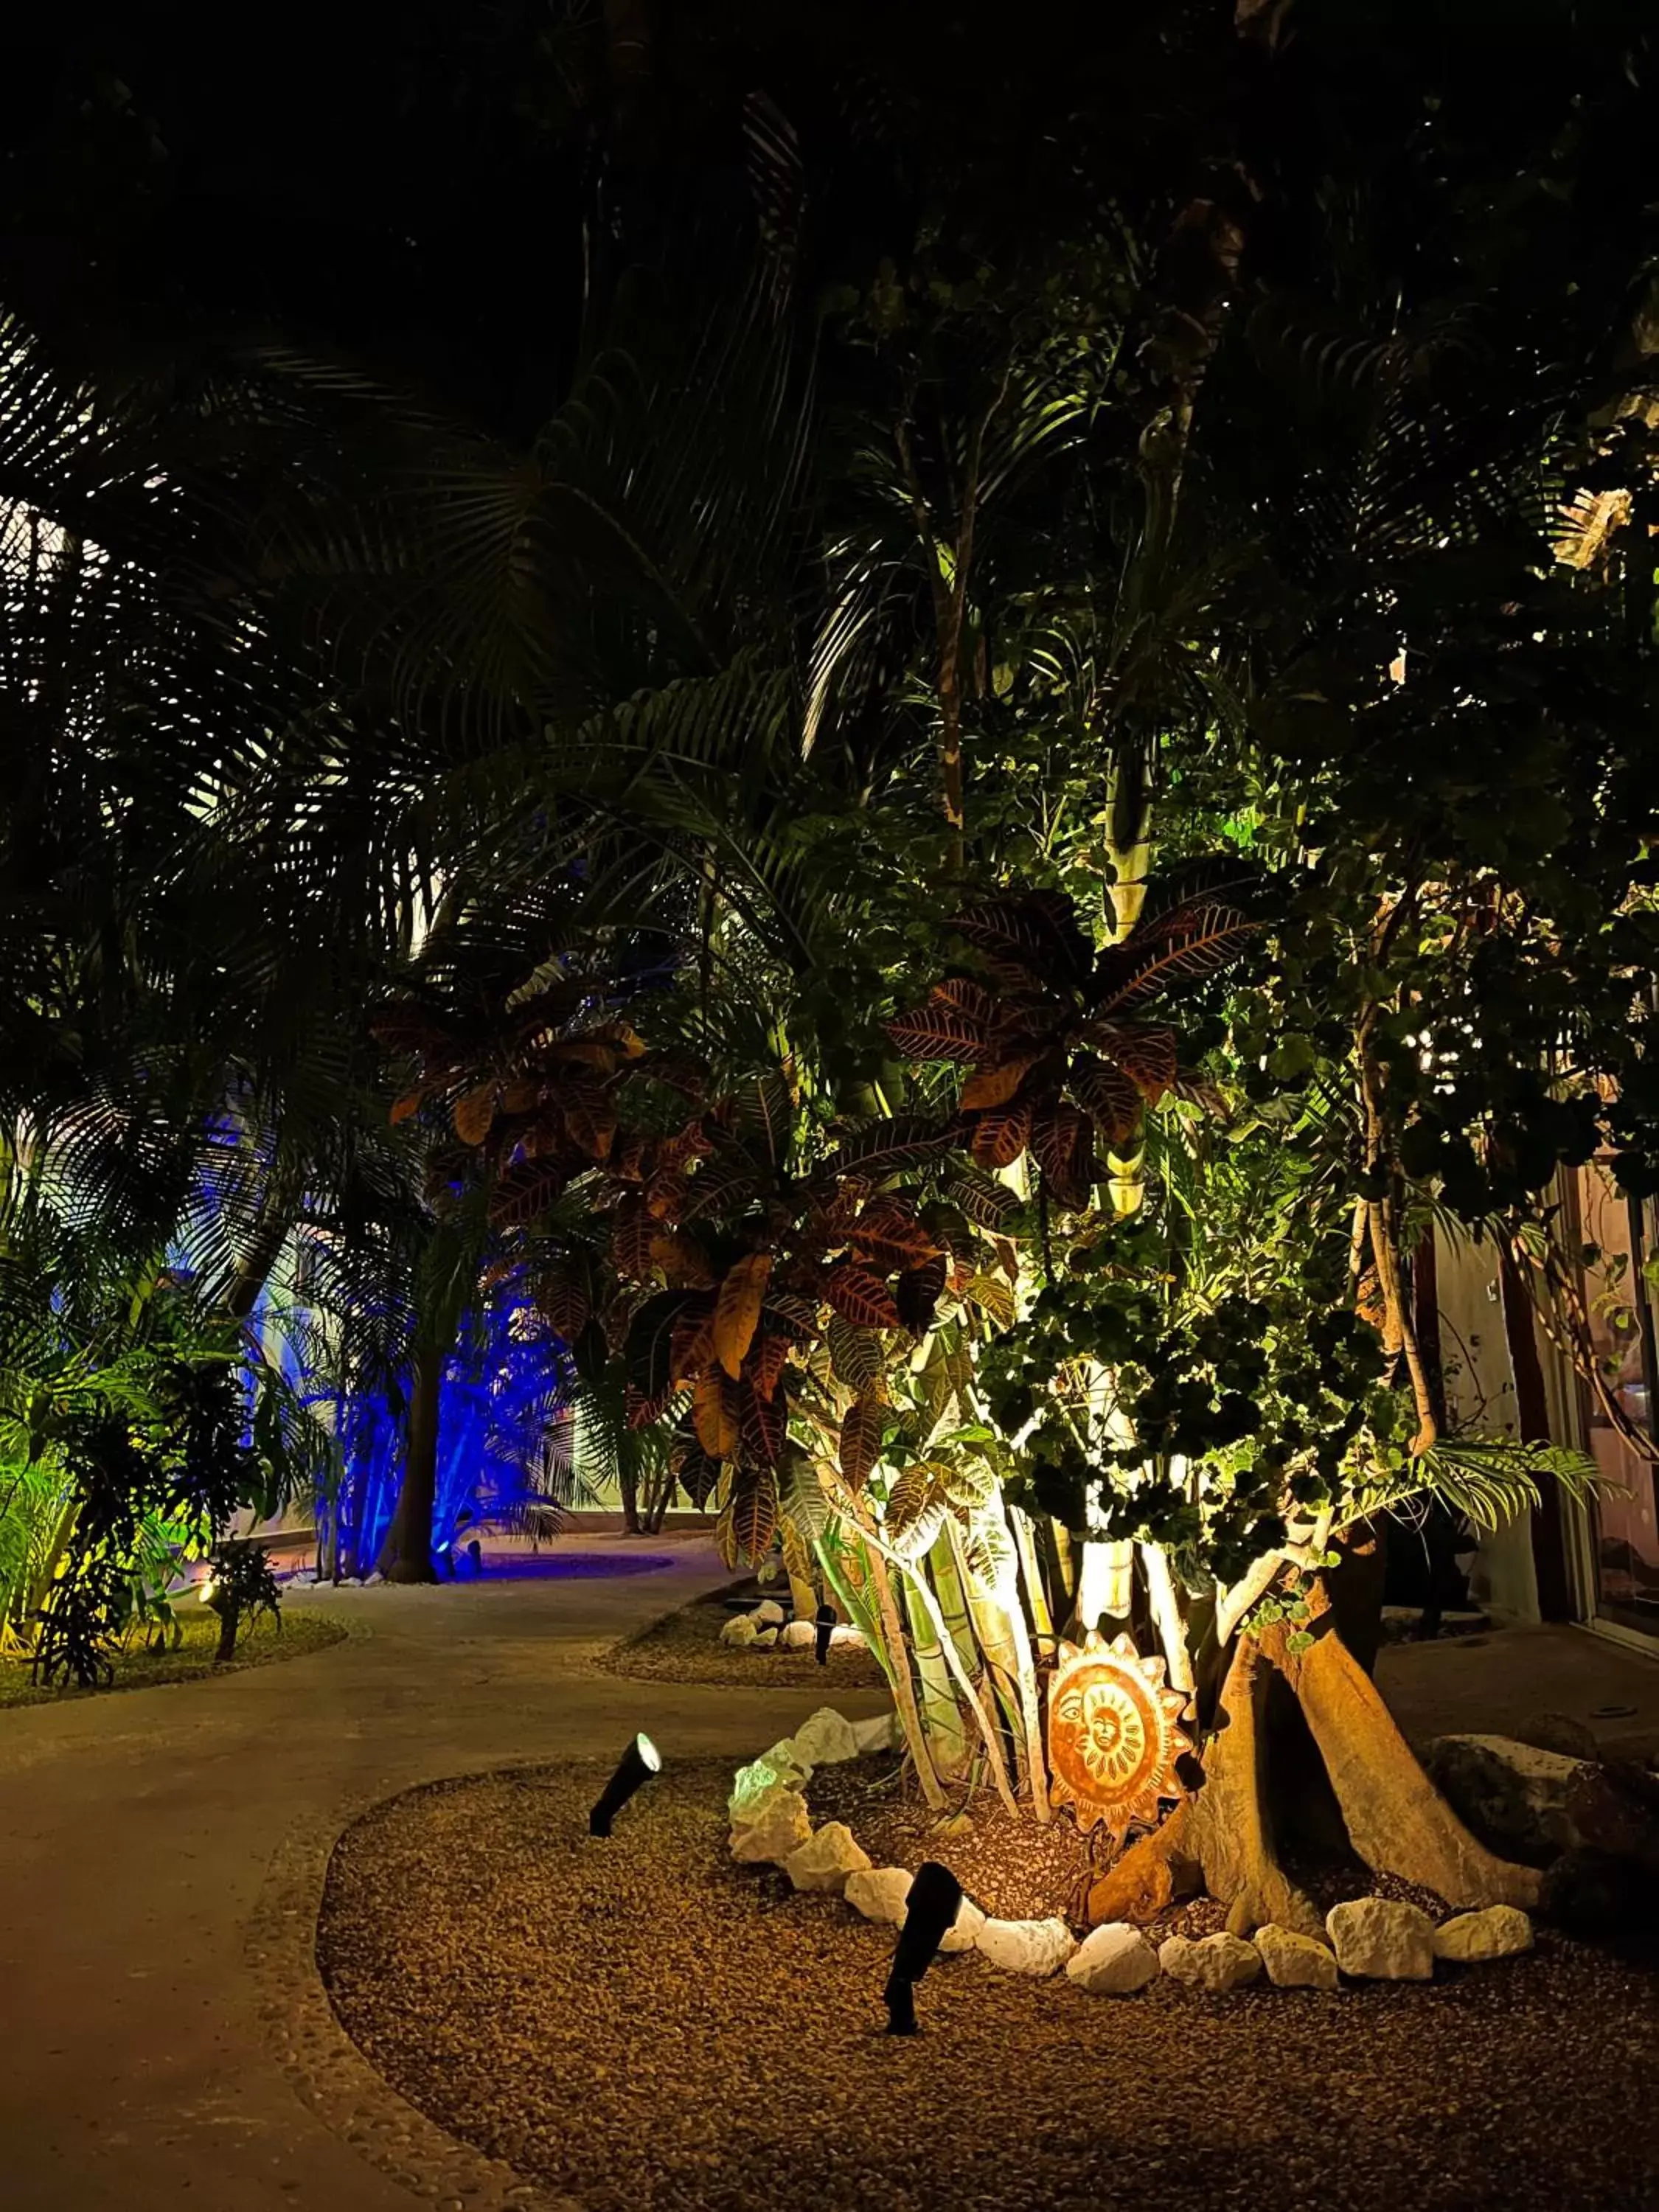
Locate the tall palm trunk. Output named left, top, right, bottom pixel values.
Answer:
left=381, top=1340, right=444, bottom=1583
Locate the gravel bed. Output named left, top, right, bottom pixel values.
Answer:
left=594, top=1577, right=886, bottom=1690
left=809, top=1759, right=1452, bottom=1929
left=318, top=1759, right=1659, bottom=2212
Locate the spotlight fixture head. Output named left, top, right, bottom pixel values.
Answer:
left=814, top=1601, right=838, bottom=1666
left=884, top=1858, right=963, bottom=2034
left=588, top=1732, right=662, bottom=1837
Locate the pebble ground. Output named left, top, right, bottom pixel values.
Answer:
left=318, top=1759, right=1659, bottom=2212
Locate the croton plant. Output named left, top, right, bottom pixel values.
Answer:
left=375, top=863, right=1262, bottom=1567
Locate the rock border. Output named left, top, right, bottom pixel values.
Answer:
left=719, top=1599, right=870, bottom=1657
left=727, top=1705, right=1537, bottom=1997
left=247, top=1777, right=577, bottom=2212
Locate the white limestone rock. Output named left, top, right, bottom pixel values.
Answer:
left=720, top=1612, right=759, bottom=1648
left=728, top=1789, right=812, bottom=1866
left=1158, top=1931, right=1263, bottom=1992
left=1254, top=1924, right=1340, bottom=1991
left=844, top=1866, right=914, bottom=1926
left=1066, top=1922, right=1161, bottom=1995
left=779, top=1619, right=817, bottom=1650
left=784, top=1821, right=872, bottom=1894
left=752, top=1599, right=786, bottom=1627
left=726, top=1761, right=784, bottom=1825
left=793, top=1706, right=861, bottom=1766
left=1326, top=1896, right=1436, bottom=1981
left=1433, top=1905, right=1534, bottom=1963
left=975, top=1916, right=1077, bottom=1978
left=939, top=1895, right=988, bottom=1954
left=852, top=1711, right=903, bottom=1756
left=830, top=1623, right=868, bottom=1649
left=726, top=1742, right=811, bottom=1824
left=753, top=1627, right=779, bottom=1648
left=759, top=1736, right=814, bottom=1786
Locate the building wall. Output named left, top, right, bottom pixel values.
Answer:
left=1432, top=1223, right=1542, bottom=1624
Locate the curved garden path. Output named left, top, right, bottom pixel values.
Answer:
left=0, top=1537, right=888, bottom=2212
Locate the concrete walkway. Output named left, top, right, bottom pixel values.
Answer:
left=2, top=1548, right=1655, bottom=2212
left=1378, top=1621, right=1659, bottom=1759
left=0, top=1537, right=886, bottom=2212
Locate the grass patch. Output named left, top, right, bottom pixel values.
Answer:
left=0, top=1603, right=347, bottom=1709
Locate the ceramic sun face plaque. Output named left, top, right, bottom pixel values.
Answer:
left=1046, top=1629, right=1193, bottom=1841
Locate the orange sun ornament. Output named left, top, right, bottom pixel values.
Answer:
left=1046, top=1630, right=1193, bottom=1841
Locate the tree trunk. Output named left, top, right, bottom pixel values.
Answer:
left=214, top=1601, right=240, bottom=1663
left=1086, top=1636, right=1322, bottom=1935
left=618, top=1458, right=642, bottom=1536
left=1087, top=1605, right=1540, bottom=1930
left=1267, top=1616, right=1541, bottom=1908
left=381, top=1342, right=442, bottom=1584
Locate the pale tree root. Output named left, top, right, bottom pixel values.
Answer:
left=1086, top=1639, right=1323, bottom=1938
left=1263, top=1618, right=1542, bottom=1910
left=1086, top=1620, right=1539, bottom=1932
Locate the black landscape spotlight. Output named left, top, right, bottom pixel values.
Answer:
left=814, top=1601, right=838, bottom=1666
left=588, top=1732, right=662, bottom=1837
left=884, top=1858, right=963, bottom=2034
